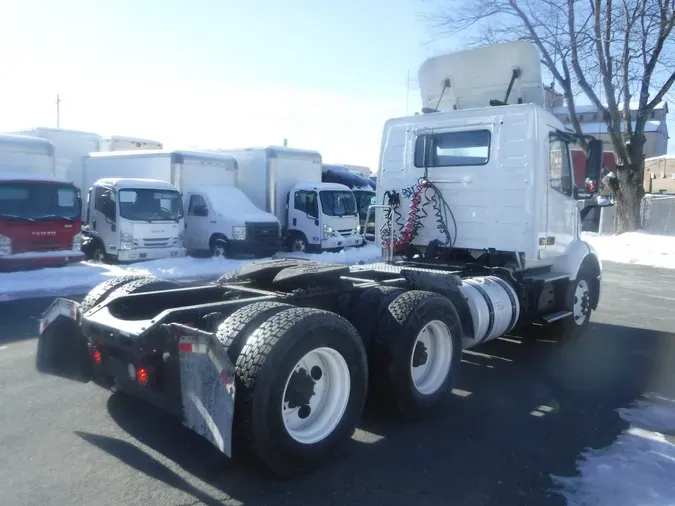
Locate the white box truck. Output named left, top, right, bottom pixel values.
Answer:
left=83, top=150, right=281, bottom=259
left=99, top=136, right=163, bottom=152
left=217, top=146, right=364, bottom=253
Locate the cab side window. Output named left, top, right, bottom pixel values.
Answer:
left=187, top=194, right=208, bottom=216
left=95, top=187, right=116, bottom=222
left=549, top=139, right=573, bottom=196
left=294, top=190, right=318, bottom=219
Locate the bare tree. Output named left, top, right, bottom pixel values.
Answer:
left=423, top=0, right=675, bottom=233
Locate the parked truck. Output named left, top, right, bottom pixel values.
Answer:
left=36, top=40, right=612, bottom=480
left=0, top=134, right=84, bottom=271
left=83, top=150, right=281, bottom=260
left=216, top=146, right=364, bottom=253
left=322, top=163, right=376, bottom=240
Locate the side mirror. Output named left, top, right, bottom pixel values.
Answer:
left=584, top=139, right=603, bottom=192
left=193, top=204, right=208, bottom=217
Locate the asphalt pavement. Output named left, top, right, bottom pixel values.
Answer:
left=0, top=261, right=674, bottom=506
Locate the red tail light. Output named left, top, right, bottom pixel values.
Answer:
left=586, top=180, right=597, bottom=192
left=92, top=348, right=102, bottom=364
left=137, top=367, right=149, bottom=385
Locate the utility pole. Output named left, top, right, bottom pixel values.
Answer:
left=56, top=94, right=61, bottom=128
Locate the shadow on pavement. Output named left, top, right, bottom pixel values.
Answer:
left=75, top=321, right=675, bottom=506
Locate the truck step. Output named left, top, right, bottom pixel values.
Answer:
left=524, top=272, right=569, bottom=284
left=540, top=311, right=573, bottom=324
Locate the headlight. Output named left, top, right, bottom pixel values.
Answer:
left=353, top=225, right=362, bottom=235
left=120, top=231, right=134, bottom=250
left=72, top=232, right=82, bottom=251
left=0, top=234, right=11, bottom=256
left=232, top=226, right=246, bottom=240
left=323, top=225, right=338, bottom=239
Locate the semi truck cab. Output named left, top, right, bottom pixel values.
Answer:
left=82, top=178, right=187, bottom=262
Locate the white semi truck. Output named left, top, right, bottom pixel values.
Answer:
left=83, top=150, right=281, bottom=259
left=215, top=146, right=363, bottom=252
left=36, top=40, right=612, bottom=480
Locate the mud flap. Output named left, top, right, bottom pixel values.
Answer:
left=171, top=324, right=236, bottom=458
left=36, top=298, right=92, bottom=383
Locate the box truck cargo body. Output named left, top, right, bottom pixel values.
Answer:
left=0, top=134, right=84, bottom=270
left=83, top=150, right=280, bottom=258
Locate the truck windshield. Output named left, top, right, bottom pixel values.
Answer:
left=319, top=190, right=357, bottom=217
left=353, top=190, right=376, bottom=220
left=118, top=189, right=184, bottom=222
left=0, top=183, right=81, bottom=221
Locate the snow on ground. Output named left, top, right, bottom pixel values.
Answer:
left=0, top=245, right=382, bottom=302
left=582, top=231, right=675, bottom=270
left=552, top=393, right=675, bottom=506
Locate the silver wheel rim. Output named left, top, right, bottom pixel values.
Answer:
left=292, top=239, right=306, bottom=252
left=93, top=249, right=105, bottom=263
left=410, top=320, right=454, bottom=396
left=212, top=244, right=226, bottom=257
left=282, top=347, right=351, bottom=445
left=573, top=279, right=590, bottom=325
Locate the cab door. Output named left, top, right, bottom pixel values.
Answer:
left=544, top=131, right=577, bottom=258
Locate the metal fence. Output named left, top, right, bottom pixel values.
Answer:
left=598, top=194, right=675, bottom=236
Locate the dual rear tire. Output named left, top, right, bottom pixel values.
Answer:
left=217, top=290, right=463, bottom=478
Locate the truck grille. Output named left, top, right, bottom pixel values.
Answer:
left=25, top=240, right=70, bottom=252
left=338, top=228, right=353, bottom=237
left=135, top=237, right=171, bottom=248
left=246, top=222, right=279, bottom=245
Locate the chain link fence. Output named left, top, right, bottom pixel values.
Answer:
left=598, top=194, right=675, bottom=236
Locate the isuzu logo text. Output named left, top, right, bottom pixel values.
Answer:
left=32, top=231, right=57, bottom=236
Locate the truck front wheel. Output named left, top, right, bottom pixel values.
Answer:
left=233, top=307, right=367, bottom=479
left=371, top=291, right=462, bottom=419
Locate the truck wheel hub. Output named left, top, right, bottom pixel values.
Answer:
left=573, top=280, right=591, bottom=324
left=410, top=320, right=454, bottom=396
left=281, top=347, right=351, bottom=445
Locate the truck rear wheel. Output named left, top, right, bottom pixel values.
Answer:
left=233, top=307, right=368, bottom=479
left=347, top=286, right=404, bottom=350
left=216, top=301, right=293, bottom=362
left=371, top=290, right=462, bottom=419
left=80, top=275, right=146, bottom=314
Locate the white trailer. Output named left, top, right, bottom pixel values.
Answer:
left=83, top=150, right=281, bottom=259
left=99, top=136, right=163, bottom=152
left=37, top=40, right=613, bottom=481
left=215, top=146, right=363, bottom=252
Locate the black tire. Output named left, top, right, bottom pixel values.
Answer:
left=288, top=234, right=309, bottom=253
left=216, top=301, right=293, bottom=363
left=80, top=275, right=146, bottom=314
left=371, top=290, right=462, bottom=419
left=234, top=307, right=368, bottom=479
left=545, top=269, right=594, bottom=341
left=107, top=277, right=182, bottom=299
left=211, top=238, right=228, bottom=258
left=346, top=286, right=404, bottom=350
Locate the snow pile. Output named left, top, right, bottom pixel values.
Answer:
left=0, top=245, right=383, bottom=302
left=552, top=394, right=675, bottom=506
left=582, top=231, right=675, bottom=270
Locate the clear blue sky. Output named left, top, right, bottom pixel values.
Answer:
left=0, top=0, right=671, bottom=169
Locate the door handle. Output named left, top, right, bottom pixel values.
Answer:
left=92, top=220, right=97, bottom=230
left=293, top=218, right=297, bottom=226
